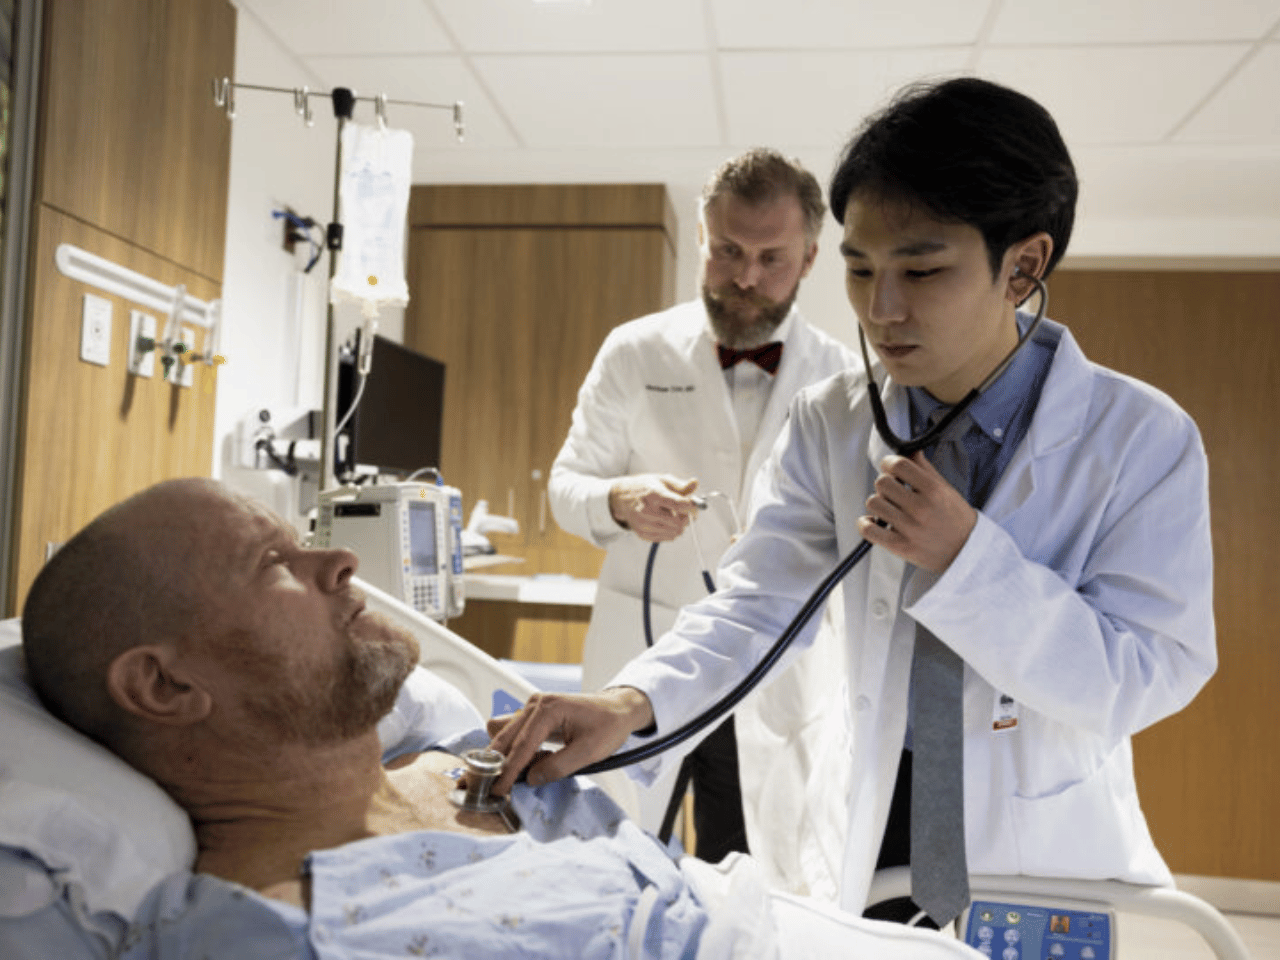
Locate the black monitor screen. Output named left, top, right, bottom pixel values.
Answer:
left=338, top=334, right=446, bottom=477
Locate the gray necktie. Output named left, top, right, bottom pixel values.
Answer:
left=909, top=411, right=972, bottom=926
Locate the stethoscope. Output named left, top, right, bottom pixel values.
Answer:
left=577, top=271, right=1049, bottom=778
left=641, top=491, right=740, bottom=650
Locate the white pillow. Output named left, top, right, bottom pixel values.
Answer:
left=0, top=619, right=195, bottom=921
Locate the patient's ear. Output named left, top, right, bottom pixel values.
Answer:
left=106, top=645, right=212, bottom=725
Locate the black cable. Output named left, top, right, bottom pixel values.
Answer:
left=642, top=542, right=659, bottom=649
left=255, top=438, right=299, bottom=477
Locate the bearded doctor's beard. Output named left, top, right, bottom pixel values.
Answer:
left=702, top=279, right=798, bottom=350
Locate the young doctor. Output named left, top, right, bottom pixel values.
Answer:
left=488, top=77, right=1217, bottom=926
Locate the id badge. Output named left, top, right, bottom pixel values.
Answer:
left=992, top=692, right=1018, bottom=731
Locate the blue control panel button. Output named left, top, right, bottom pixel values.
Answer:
left=962, top=900, right=1112, bottom=960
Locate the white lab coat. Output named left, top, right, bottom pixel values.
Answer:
left=549, top=299, right=857, bottom=834
left=611, top=321, right=1216, bottom=912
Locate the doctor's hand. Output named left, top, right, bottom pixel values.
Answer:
left=486, top=687, right=655, bottom=797
left=609, top=474, right=700, bottom=542
left=857, top=452, right=977, bottom=574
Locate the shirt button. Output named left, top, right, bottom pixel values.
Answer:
left=871, top=599, right=890, bottom=619
left=993, top=427, right=1004, bottom=439
left=856, top=695, right=872, bottom=711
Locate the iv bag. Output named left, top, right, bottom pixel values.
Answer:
left=330, top=122, right=414, bottom=319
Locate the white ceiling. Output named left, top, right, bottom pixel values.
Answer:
left=231, top=0, right=1280, bottom=262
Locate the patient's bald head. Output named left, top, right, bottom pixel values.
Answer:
left=22, top=478, right=219, bottom=744
left=22, top=478, right=418, bottom=768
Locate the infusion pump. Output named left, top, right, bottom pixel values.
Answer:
left=315, top=482, right=465, bottom=622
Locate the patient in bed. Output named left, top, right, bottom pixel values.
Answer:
left=8, top=478, right=981, bottom=960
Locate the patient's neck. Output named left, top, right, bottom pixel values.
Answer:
left=159, top=729, right=513, bottom=900
left=166, top=728, right=389, bottom=891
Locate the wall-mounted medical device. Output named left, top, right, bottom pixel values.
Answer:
left=315, top=481, right=464, bottom=622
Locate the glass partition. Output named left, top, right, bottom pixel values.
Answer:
left=0, top=0, right=39, bottom=614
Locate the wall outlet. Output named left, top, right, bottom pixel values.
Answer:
left=80, top=294, right=112, bottom=366
left=128, top=310, right=157, bottom=377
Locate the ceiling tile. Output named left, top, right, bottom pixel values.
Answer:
left=709, top=0, right=991, bottom=49
left=303, top=55, right=516, bottom=149
left=989, top=0, right=1280, bottom=44
left=470, top=54, right=721, bottom=147
left=432, top=0, right=707, bottom=52
left=1176, top=44, right=1280, bottom=142
left=719, top=50, right=970, bottom=150
left=236, top=0, right=453, bottom=56
left=977, top=45, right=1250, bottom=145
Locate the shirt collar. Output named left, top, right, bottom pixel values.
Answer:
left=908, top=310, right=1042, bottom=445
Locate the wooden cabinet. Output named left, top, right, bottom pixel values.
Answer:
left=38, top=0, right=233, bottom=282
left=7, top=0, right=234, bottom=613
left=403, top=184, right=677, bottom=662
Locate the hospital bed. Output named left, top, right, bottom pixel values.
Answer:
left=0, top=582, right=983, bottom=959
left=374, top=580, right=1254, bottom=960
left=375, top=579, right=1252, bottom=960
left=866, top=865, right=1253, bottom=959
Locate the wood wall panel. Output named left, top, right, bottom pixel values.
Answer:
left=11, top=207, right=220, bottom=608
left=38, top=0, right=234, bottom=281
left=8, top=0, right=235, bottom=614
left=1048, top=269, right=1279, bottom=882
left=405, top=184, right=677, bottom=665
left=408, top=183, right=678, bottom=244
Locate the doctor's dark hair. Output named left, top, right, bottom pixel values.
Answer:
left=703, top=147, right=827, bottom=245
left=829, top=77, right=1078, bottom=278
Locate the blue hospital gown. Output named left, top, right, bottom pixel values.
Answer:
left=116, top=778, right=709, bottom=960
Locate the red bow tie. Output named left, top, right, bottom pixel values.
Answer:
left=717, top=341, right=783, bottom=375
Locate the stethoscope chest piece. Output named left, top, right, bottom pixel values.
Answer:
left=449, top=747, right=520, bottom=830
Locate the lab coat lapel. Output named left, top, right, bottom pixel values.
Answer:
left=860, top=374, right=909, bottom=664
left=978, top=324, right=1092, bottom=526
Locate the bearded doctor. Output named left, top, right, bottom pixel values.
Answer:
left=492, top=77, right=1217, bottom=928
left=547, top=148, right=856, bottom=863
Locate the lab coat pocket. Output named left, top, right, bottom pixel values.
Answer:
left=1008, top=742, right=1156, bottom=882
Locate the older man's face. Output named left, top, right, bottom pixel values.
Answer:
left=187, top=487, right=418, bottom=744
left=700, top=191, right=817, bottom=349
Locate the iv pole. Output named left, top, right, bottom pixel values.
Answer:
left=211, top=78, right=465, bottom=493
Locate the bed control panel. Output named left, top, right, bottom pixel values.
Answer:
left=959, top=899, right=1114, bottom=960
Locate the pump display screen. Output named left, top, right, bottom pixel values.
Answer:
left=407, top=501, right=438, bottom=575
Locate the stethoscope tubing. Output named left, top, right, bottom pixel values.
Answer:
left=581, top=538, right=871, bottom=774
